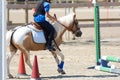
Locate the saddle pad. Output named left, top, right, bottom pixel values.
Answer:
left=30, top=29, right=46, bottom=43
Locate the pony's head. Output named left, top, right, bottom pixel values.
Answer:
left=70, top=18, right=82, bottom=37
left=58, top=13, right=82, bottom=37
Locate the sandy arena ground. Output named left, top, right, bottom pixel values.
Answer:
left=7, top=7, right=120, bottom=80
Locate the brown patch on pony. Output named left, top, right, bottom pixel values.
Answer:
left=23, top=32, right=46, bottom=50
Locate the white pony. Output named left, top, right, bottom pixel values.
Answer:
left=6, top=13, right=82, bottom=78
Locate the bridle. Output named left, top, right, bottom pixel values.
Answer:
left=57, top=19, right=79, bottom=32
left=54, top=13, right=79, bottom=33
left=69, top=19, right=79, bottom=33
left=57, top=19, right=79, bottom=33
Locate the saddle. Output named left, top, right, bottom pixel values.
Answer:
left=31, top=22, right=42, bottom=30
left=28, top=22, right=60, bottom=51
left=30, top=22, right=57, bottom=42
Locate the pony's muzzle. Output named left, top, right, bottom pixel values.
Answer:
left=75, top=30, right=82, bottom=37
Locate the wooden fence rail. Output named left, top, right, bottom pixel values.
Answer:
left=78, top=18, right=120, bottom=22
left=7, top=2, right=120, bottom=9
left=7, top=2, right=120, bottom=25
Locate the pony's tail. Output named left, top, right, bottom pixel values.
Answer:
left=6, top=30, right=14, bottom=46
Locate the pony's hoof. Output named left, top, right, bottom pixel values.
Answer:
left=57, top=68, right=66, bottom=74
left=8, top=74, right=14, bottom=78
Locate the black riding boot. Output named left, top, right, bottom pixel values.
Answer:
left=46, top=38, right=55, bottom=51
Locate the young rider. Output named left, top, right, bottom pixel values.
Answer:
left=33, top=0, right=57, bottom=51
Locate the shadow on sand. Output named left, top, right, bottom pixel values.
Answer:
left=7, top=74, right=119, bottom=80
left=41, top=74, right=119, bottom=80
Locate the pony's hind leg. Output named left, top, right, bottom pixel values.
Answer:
left=23, top=50, right=32, bottom=70
left=7, top=46, right=17, bottom=78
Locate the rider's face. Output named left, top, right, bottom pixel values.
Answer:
left=47, top=0, right=51, bottom=3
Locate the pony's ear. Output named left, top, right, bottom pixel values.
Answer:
left=73, top=12, right=76, bottom=19
left=72, top=7, right=76, bottom=19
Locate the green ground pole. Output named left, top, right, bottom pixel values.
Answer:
left=102, top=56, right=120, bottom=62
left=95, top=66, right=120, bottom=74
left=93, top=2, right=101, bottom=65
left=0, top=0, right=6, bottom=80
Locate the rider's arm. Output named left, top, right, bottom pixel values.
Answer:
left=44, top=2, right=56, bottom=22
left=46, top=12, right=56, bottom=22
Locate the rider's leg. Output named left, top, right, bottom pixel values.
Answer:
left=37, top=21, right=55, bottom=51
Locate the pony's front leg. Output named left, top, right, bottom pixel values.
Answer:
left=51, top=49, right=66, bottom=74
left=56, top=49, right=66, bottom=74
left=51, top=51, right=59, bottom=65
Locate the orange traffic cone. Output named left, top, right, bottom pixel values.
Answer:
left=30, top=55, right=41, bottom=80
left=16, top=52, right=27, bottom=77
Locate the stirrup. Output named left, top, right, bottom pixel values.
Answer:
left=46, top=45, right=56, bottom=51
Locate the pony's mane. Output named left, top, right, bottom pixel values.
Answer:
left=58, top=12, right=76, bottom=26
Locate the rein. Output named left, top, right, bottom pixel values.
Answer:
left=56, top=20, right=75, bottom=31
left=57, top=21, right=71, bottom=30
left=54, top=14, right=74, bottom=31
